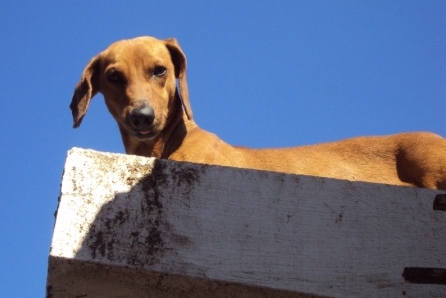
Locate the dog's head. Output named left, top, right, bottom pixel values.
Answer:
left=70, top=36, right=193, bottom=141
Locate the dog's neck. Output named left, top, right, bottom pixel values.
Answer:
left=119, top=91, right=189, bottom=159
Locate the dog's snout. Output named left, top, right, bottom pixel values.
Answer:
left=129, top=105, right=155, bottom=130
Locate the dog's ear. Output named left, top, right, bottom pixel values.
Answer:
left=164, top=38, right=193, bottom=120
left=70, top=55, right=101, bottom=128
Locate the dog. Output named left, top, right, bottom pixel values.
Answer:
left=71, top=36, right=446, bottom=190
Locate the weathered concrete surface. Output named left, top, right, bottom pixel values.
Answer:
left=47, top=148, right=446, bottom=297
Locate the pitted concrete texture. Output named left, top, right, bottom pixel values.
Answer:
left=47, top=148, right=446, bottom=298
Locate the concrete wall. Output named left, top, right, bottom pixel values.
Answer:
left=47, top=148, right=446, bottom=297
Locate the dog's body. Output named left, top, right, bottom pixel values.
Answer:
left=71, top=36, right=446, bottom=190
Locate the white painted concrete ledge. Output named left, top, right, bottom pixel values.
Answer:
left=46, top=148, right=446, bottom=297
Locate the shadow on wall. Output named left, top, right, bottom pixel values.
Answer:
left=70, top=159, right=324, bottom=298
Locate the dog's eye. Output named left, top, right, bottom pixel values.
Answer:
left=153, top=66, right=166, bottom=77
left=107, top=71, right=125, bottom=84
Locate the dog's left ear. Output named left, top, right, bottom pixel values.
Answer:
left=164, top=38, right=193, bottom=120
left=70, top=55, right=101, bottom=128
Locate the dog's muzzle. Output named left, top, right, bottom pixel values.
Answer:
left=128, top=105, right=157, bottom=139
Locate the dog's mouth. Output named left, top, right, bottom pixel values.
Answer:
left=132, top=130, right=158, bottom=140
left=120, top=124, right=160, bottom=140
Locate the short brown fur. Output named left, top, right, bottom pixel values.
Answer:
left=71, top=36, right=446, bottom=190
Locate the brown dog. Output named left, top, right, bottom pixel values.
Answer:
left=71, top=36, right=446, bottom=190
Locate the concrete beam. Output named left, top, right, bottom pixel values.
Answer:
left=47, top=148, right=446, bottom=297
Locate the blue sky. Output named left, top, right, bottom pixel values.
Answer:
left=1, top=1, right=445, bottom=296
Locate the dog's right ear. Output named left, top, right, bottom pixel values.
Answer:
left=70, top=55, right=101, bottom=128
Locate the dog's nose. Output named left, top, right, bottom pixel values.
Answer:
left=129, top=105, right=155, bottom=130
